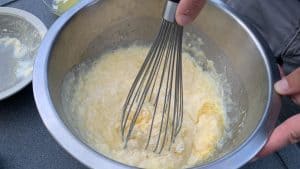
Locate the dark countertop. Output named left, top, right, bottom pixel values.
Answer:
left=0, top=0, right=300, bottom=169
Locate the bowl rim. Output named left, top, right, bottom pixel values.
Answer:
left=0, top=7, right=47, bottom=101
left=33, top=0, right=280, bottom=168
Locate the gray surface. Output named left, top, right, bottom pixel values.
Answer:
left=0, top=0, right=17, bottom=6
left=0, top=0, right=299, bottom=169
left=0, top=86, right=85, bottom=169
left=4, top=0, right=56, bottom=28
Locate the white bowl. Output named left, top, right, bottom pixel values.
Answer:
left=0, top=7, right=47, bottom=100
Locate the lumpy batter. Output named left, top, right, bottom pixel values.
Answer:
left=62, top=45, right=226, bottom=169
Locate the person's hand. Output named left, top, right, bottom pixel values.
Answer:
left=257, top=67, right=300, bottom=157
left=175, top=0, right=300, bottom=159
left=176, top=0, right=206, bottom=26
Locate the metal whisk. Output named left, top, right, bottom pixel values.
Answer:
left=121, top=0, right=183, bottom=153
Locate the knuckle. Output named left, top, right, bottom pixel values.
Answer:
left=285, top=114, right=300, bottom=144
left=286, top=67, right=300, bottom=93
left=290, top=67, right=300, bottom=76
left=291, top=95, right=300, bottom=105
left=295, top=67, right=300, bottom=74
left=289, top=130, right=300, bottom=144
left=191, top=0, right=205, bottom=7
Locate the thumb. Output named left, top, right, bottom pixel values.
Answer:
left=257, top=114, right=300, bottom=157
left=176, top=0, right=206, bottom=26
left=274, top=68, right=300, bottom=95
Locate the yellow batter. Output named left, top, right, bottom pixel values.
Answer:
left=63, top=45, right=226, bottom=169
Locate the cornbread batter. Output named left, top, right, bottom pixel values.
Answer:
left=62, top=45, right=226, bottom=169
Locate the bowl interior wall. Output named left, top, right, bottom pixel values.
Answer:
left=47, top=0, right=269, bottom=165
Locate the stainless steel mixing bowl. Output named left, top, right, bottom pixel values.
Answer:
left=33, top=0, right=281, bottom=168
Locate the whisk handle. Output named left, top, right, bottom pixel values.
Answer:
left=164, top=0, right=180, bottom=22
left=169, top=0, right=180, bottom=3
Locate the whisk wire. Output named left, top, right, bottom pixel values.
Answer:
left=121, top=22, right=166, bottom=140
left=121, top=0, right=183, bottom=152
left=176, top=27, right=183, bottom=137
left=122, top=21, right=171, bottom=147
left=170, top=24, right=180, bottom=147
left=145, top=22, right=172, bottom=150
left=152, top=24, right=173, bottom=152
left=153, top=21, right=179, bottom=153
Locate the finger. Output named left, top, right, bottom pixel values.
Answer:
left=176, top=0, right=206, bottom=26
left=257, top=114, right=300, bottom=157
left=274, top=68, right=300, bottom=95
